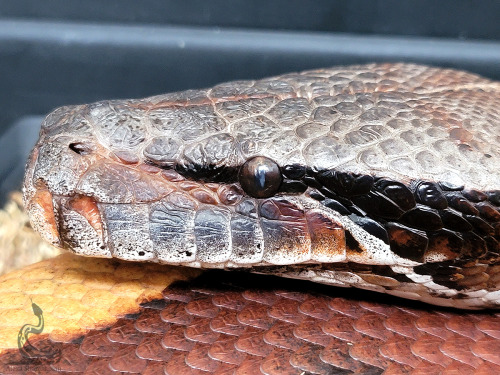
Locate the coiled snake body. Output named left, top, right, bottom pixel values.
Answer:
left=14, top=63, right=500, bottom=373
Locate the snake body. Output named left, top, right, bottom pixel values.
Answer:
left=23, top=63, right=500, bottom=310
left=11, top=63, right=500, bottom=374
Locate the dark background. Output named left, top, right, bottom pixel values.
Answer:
left=1, top=0, right=500, bottom=202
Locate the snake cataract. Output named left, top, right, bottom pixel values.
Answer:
left=23, top=63, right=500, bottom=310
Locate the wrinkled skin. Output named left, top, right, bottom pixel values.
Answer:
left=23, top=63, right=500, bottom=309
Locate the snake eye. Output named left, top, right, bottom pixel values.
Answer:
left=69, top=142, right=92, bottom=156
left=239, top=156, right=282, bottom=198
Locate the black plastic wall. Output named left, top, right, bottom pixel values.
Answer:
left=3, top=0, right=500, bottom=40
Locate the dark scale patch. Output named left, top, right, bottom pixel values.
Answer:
left=373, top=179, right=416, bottom=211
left=444, top=192, right=480, bottom=216
left=476, top=202, right=500, bottom=222
left=464, top=215, right=495, bottom=236
left=296, top=168, right=497, bottom=261
left=303, top=175, right=323, bottom=189
left=315, top=188, right=367, bottom=217
left=315, top=170, right=374, bottom=197
left=278, top=179, right=308, bottom=194
left=175, top=163, right=239, bottom=183
left=414, top=181, right=448, bottom=209
left=462, top=189, right=488, bottom=202
left=414, top=260, right=453, bottom=276
left=345, top=231, right=363, bottom=253
left=431, top=273, right=465, bottom=290
left=484, top=236, right=500, bottom=257
left=282, top=164, right=306, bottom=179
left=318, top=189, right=368, bottom=217
left=386, top=223, right=428, bottom=262
left=347, top=205, right=367, bottom=217
left=487, top=190, right=500, bottom=206
left=308, top=190, right=325, bottom=201
left=439, top=181, right=465, bottom=191
left=351, top=191, right=404, bottom=219
left=414, top=260, right=466, bottom=290
left=461, top=232, right=488, bottom=259
left=318, top=187, right=354, bottom=207
left=400, top=205, right=443, bottom=231
left=349, top=214, right=389, bottom=244
left=145, top=158, right=242, bottom=184
left=322, top=198, right=351, bottom=216
left=439, top=208, right=473, bottom=232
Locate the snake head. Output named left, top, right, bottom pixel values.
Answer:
left=24, top=93, right=387, bottom=269
left=23, top=105, right=100, bottom=249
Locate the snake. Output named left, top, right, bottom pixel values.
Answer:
left=5, top=63, right=500, bottom=373
left=16, top=300, right=59, bottom=360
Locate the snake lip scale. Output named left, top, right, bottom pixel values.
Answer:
left=22, top=62, right=500, bottom=310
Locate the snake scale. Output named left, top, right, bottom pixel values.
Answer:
left=5, top=63, right=500, bottom=374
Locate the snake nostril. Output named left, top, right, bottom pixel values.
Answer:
left=69, top=142, right=92, bottom=156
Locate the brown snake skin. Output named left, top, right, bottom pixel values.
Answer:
left=7, top=63, right=500, bottom=373
left=0, top=254, right=499, bottom=374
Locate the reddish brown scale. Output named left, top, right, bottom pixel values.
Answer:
left=204, top=182, right=220, bottom=192
left=8, top=272, right=500, bottom=375
left=26, top=187, right=60, bottom=246
left=190, top=189, right=219, bottom=204
left=178, top=180, right=199, bottom=191
left=138, top=163, right=163, bottom=174
left=111, top=150, right=140, bottom=164
left=160, top=169, right=185, bottom=181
